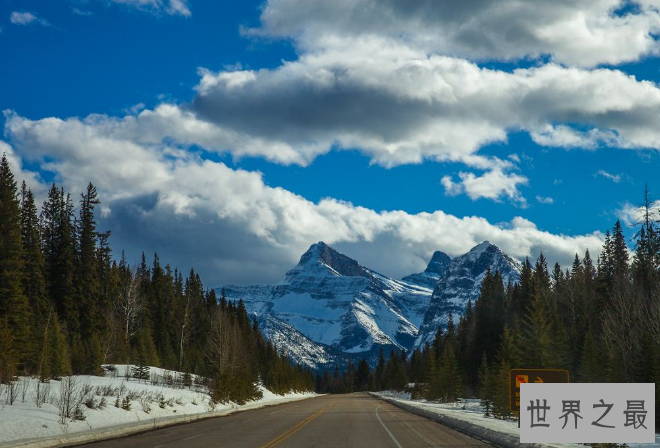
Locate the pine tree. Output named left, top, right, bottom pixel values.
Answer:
left=0, top=155, right=31, bottom=369
left=36, top=308, right=53, bottom=381
left=356, top=359, right=371, bottom=391
left=438, top=343, right=461, bottom=402
left=76, top=183, right=105, bottom=365
left=375, top=347, right=385, bottom=390
left=478, top=352, right=493, bottom=417
left=41, top=185, right=78, bottom=339
left=511, top=258, right=533, bottom=324
left=20, top=183, right=48, bottom=373
left=85, top=333, right=104, bottom=375
left=492, top=361, right=513, bottom=419
left=424, top=350, right=441, bottom=401
left=611, top=220, right=629, bottom=285
left=457, top=300, right=477, bottom=387
left=49, top=313, right=71, bottom=379
left=408, top=349, right=426, bottom=384
left=522, top=254, right=555, bottom=368
left=0, top=318, right=17, bottom=382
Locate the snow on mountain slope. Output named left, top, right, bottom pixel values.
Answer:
left=218, top=241, right=522, bottom=369
left=414, top=241, right=521, bottom=349
left=261, top=314, right=340, bottom=370
left=218, top=242, right=432, bottom=369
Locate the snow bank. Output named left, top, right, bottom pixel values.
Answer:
left=0, top=366, right=316, bottom=448
left=376, top=392, right=660, bottom=447
left=374, top=392, right=588, bottom=448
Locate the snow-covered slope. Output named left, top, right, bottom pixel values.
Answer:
left=401, top=251, right=451, bottom=289
left=0, top=367, right=316, bottom=446
left=218, top=242, right=432, bottom=369
left=414, top=241, right=520, bottom=348
left=219, top=241, right=521, bottom=369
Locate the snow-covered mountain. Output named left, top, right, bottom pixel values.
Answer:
left=218, top=242, right=432, bottom=369
left=414, top=241, right=521, bottom=349
left=402, top=250, right=451, bottom=288
left=218, top=240, right=520, bottom=369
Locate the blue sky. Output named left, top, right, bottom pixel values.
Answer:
left=2, top=0, right=660, bottom=284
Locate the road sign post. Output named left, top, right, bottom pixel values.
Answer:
left=510, top=369, right=569, bottom=413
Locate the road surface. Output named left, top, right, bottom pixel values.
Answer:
left=78, top=392, right=489, bottom=448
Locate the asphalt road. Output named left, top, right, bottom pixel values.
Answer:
left=78, top=392, right=489, bottom=448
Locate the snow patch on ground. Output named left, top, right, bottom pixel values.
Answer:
left=0, top=367, right=316, bottom=445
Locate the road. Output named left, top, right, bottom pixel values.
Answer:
left=78, top=392, right=489, bottom=448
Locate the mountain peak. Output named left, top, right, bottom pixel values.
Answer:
left=414, top=240, right=521, bottom=349
left=293, top=241, right=367, bottom=277
left=425, top=251, right=451, bottom=275
left=401, top=250, right=450, bottom=288
left=465, top=240, right=500, bottom=258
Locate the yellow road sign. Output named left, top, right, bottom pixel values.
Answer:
left=509, top=369, right=569, bottom=412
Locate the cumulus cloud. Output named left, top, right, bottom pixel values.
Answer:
left=0, top=141, right=46, bottom=202
left=441, top=168, right=528, bottom=205
left=5, top=111, right=604, bottom=284
left=108, top=0, right=191, bottom=17
left=191, top=45, right=660, bottom=168
left=249, top=0, right=660, bottom=67
left=10, top=11, right=48, bottom=26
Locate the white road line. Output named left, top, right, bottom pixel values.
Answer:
left=376, top=405, right=404, bottom=448
left=269, top=408, right=286, bottom=415
left=184, top=434, right=201, bottom=440
left=242, top=418, right=251, bottom=423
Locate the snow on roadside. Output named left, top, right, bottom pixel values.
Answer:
left=376, top=392, right=660, bottom=447
left=0, top=366, right=316, bottom=445
left=374, top=391, right=585, bottom=448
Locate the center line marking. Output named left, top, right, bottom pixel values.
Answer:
left=376, top=405, right=404, bottom=448
left=258, top=401, right=335, bottom=448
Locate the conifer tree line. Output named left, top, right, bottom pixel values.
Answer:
left=323, top=188, right=659, bottom=427
left=0, top=154, right=314, bottom=403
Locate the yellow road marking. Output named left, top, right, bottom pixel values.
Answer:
left=258, top=401, right=335, bottom=448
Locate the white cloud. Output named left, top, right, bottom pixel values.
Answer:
left=190, top=43, right=660, bottom=168
left=536, top=195, right=555, bottom=204
left=441, top=168, right=528, bottom=206
left=595, top=169, right=623, bottom=183
left=529, top=125, right=623, bottom=149
left=10, top=11, right=48, bottom=26
left=249, top=0, right=660, bottom=67
left=0, top=141, right=46, bottom=202
left=4, top=111, right=605, bottom=284
left=108, top=0, right=190, bottom=17
left=618, top=200, right=660, bottom=227
left=166, top=0, right=190, bottom=17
